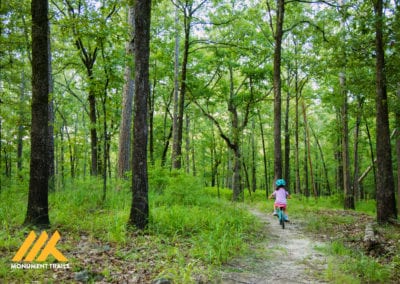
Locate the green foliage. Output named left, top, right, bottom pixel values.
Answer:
left=150, top=170, right=259, bottom=265
left=323, top=243, right=391, bottom=283
left=0, top=170, right=260, bottom=282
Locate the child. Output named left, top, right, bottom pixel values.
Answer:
left=269, top=179, right=290, bottom=221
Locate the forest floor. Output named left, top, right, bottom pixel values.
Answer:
left=219, top=207, right=329, bottom=283
left=219, top=204, right=400, bottom=284
left=4, top=195, right=400, bottom=283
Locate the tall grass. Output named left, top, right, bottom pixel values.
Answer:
left=0, top=169, right=261, bottom=282
left=322, top=241, right=392, bottom=283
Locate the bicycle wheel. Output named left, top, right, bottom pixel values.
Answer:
left=279, top=209, right=285, bottom=229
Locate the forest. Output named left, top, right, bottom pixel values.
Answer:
left=1, top=0, right=400, bottom=282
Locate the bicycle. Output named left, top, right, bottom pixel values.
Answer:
left=276, top=206, right=286, bottom=229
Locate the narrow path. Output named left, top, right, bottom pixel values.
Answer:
left=220, top=207, right=329, bottom=284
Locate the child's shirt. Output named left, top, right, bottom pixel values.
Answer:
left=272, top=188, right=289, bottom=205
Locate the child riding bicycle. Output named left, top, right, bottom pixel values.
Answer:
left=269, top=179, right=291, bottom=221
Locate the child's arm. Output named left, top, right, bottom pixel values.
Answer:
left=268, top=192, right=276, bottom=199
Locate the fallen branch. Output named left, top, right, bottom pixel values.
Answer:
left=363, top=223, right=377, bottom=251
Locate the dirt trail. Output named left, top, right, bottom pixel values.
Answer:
left=220, top=207, right=329, bottom=284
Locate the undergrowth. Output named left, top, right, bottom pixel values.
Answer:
left=242, top=189, right=399, bottom=283
left=0, top=168, right=261, bottom=282
left=2, top=173, right=398, bottom=283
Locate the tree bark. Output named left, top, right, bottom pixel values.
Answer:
left=25, top=0, right=50, bottom=226
left=251, top=118, right=257, bottom=192
left=129, top=0, right=151, bottom=230
left=185, top=114, right=190, bottom=173
left=228, top=66, right=243, bottom=201
left=173, top=13, right=190, bottom=170
left=171, top=3, right=181, bottom=169
left=258, top=112, right=269, bottom=198
left=48, top=25, right=55, bottom=192
left=335, top=110, right=343, bottom=193
left=149, top=67, right=156, bottom=166
left=117, top=5, right=135, bottom=178
left=353, top=97, right=363, bottom=199
left=303, top=126, right=309, bottom=197
left=294, top=71, right=301, bottom=194
left=374, top=0, right=397, bottom=223
left=397, top=85, right=400, bottom=217
left=340, top=72, right=354, bottom=209
left=273, top=0, right=285, bottom=181
left=17, top=71, right=26, bottom=174
left=284, top=82, right=290, bottom=189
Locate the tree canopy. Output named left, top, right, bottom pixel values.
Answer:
left=1, top=0, right=399, bottom=224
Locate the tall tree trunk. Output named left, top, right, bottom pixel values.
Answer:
left=191, top=121, right=196, bottom=176
left=60, top=124, right=65, bottom=186
left=228, top=66, right=243, bottom=201
left=87, top=70, right=98, bottom=176
left=251, top=118, right=257, bottom=192
left=172, top=1, right=207, bottom=169
left=335, top=110, right=343, bottom=193
left=185, top=113, right=190, bottom=173
left=395, top=0, right=400, bottom=218
left=273, top=0, right=285, bottom=181
left=374, top=0, right=397, bottom=223
left=161, top=125, right=173, bottom=167
left=149, top=66, right=156, bottom=166
left=362, top=118, right=376, bottom=197
left=174, top=15, right=190, bottom=170
left=226, top=151, right=232, bottom=190
left=396, top=85, right=400, bottom=216
left=284, top=84, right=290, bottom=188
left=117, top=5, right=135, bottom=178
left=211, top=124, right=216, bottom=186
left=172, top=4, right=183, bottom=169
left=302, top=100, right=316, bottom=197
left=102, top=97, right=107, bottom=201
left=48, top=26, right=55, bottom=192
left=303, top=124, right=309, bottom=196
left=353, top=97, right=363, bottom=199
left=17, top=71, right=26, bottom=174
left=161, top=93, right=173, bottom=167
left=100, top=54, right=109, bottom=201
left=25, top=0, right=50, bottom=226
left=340, top=72, right=354, bottom=209
left=74, top=37, right=99, bottom=176
left=311, top=126, right=331, bottom=195
left=129, top=0, right=151, bottom=230
left=232, top=147, right=242, bottom=201
left=258, top=112, right=269, bottom=198
left=294, top=74, right=301, bottom=194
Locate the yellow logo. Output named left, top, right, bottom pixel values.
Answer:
left=12, top=230, right=68, bottom=262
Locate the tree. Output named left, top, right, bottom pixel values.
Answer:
left=269, top=0, right=285, bottom=181
left=340, top=72, right=354, bottom=208
left=374, top=0, right=397, bottom=223
left=56, top=0, right=118, bottom=176
left=24, top=0, right=51, bottom=226
left=128, top=0, right=152, bottom=230
left=338, top=0, right=354, bottom=209
left=117, top=4, right=135, bottom=178
left=171, top=0, right=207, bottom=170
